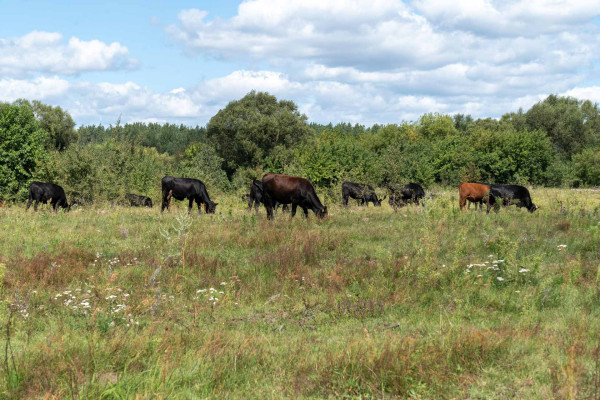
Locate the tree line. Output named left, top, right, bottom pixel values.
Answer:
left=1, top=91, right=599, bottom=203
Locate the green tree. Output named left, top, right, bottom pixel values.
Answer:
left=206, top=91, right=311, bottom=175
left=525, top=95, right=585, bottom=157
left=0, top=102, right=48, bottom=200
left=573, top=148, right=600, bottom=186
left=177, top=142, right=230, bottom=191
left=15, top=99, right=77, bottom=151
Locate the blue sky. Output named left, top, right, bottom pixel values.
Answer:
left=2, top=0, right=600, bottom=126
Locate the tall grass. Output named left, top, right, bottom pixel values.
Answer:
left=1, top=188, right=599, bottom=398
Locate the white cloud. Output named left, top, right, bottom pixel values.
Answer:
left=0, top=76, right=70, bottom=101
left=415, top=0, right=600, bottom=37
left=0, top=31, right=138, bottom=77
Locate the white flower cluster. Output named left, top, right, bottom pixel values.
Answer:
left=195, top=284, right=226, bottom=305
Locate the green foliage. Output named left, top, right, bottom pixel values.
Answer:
left=0, top=102, right=48, bottom=200
left=14, top=99, right=77, bottom=151
left=297, top=128, right=380, bottom=186
left=207, top=91, right=311, bottom=175
left=176, top=142, right=230, bottom=192
left=524, top=95, right=598, bottom=157
left=573, top=148, right=600, bottom=186
left=78, top=123, right=205, bottom=155
left=39, top=139, right=171, bottom=202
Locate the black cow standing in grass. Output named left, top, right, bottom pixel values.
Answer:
left=342, top=181, right=385, bottom=207
left=387, top=182, right=425, bottom=210
left=128, top=193, right=153, bottom=208
left=261, top=173, right=327, bottom=220
left=487, top=184, right=537, bottom=214
left=161, top=176, right=218, bottom=214
left=244, top=180, right=288, bottom=214
left=26, top=182, right=71, bottom=212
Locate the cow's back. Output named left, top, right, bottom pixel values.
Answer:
left=262, top=173, right=313, bottom=202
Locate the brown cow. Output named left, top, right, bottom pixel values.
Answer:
left=261, top=173, right=327, bottom=220
left=459, top=182, right=491, bottom=212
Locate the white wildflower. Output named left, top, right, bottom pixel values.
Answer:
left=496, top=277, right=504, bottom=281
left=519, top=268, right=530, bottom=273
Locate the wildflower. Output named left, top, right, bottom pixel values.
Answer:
left=197, top=289, right=207, bottom=293
left=106, top=295, right=117, bottom=300
left=557, top=244, right=567, bottom=250
left=496, top=277, right=504, bottom=281
left=519, top=268, right=529, bottom=273
left=220, top=282, right=227, bottom=286
left=515, top=290, right=520, bottom=293
left=477, top=275, right=483, bottom=278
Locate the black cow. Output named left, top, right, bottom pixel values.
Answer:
left=161, top=176, right=218, bottom=214
left=244, top=180, right=289, bottom=214
left=487, top=184, right=537, bottom=214
left=26, top=182, right=70, bottom=212
left=128, top=193, right=153, bottom=208
left=387, top=182, right=425, bottom=210
left=342, top=182, right=385, bottom=207
left=261, top=173, right=327, bottom=220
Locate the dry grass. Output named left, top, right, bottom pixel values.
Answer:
left=1, top=187, right=600, bottom=398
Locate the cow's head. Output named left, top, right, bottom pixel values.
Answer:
left=316, top=206, right=328, bottom=218
left=528, top=203, right=538, bottom=212
left=206, top=201, right=218, bottom=214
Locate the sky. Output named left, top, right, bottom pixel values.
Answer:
left=1, top=0, right=600, bottom=126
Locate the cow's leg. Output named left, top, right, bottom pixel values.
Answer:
left=486, top=195, right=495, bottom=214
left=291, top=204, right=297, bottom=218
left=459, top=196, right=468, bottom=212
left=26, top=197, right=33, bottom=211
left=302, top=207, right=309, bottom=218
left=192, top=197, right=201, bottom=215
left=255, top=200, right=260, bottom=215
left=342, top=194, right=348, bottom=207
left=34, top=200, right=40, bottom=212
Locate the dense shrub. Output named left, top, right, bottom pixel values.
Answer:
left=0, top=102, right=48, bottom=201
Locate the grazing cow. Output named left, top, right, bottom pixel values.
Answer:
left=487, top=184, right=537, bottom=214
left=387, top=182, right=425, bottom=209
left=26, top=182, right=71, bottom=212
left=342, top=182, right=385, bottom=207
left=261, top=173, right=327, bottom=220
left=161, top=176, right=218, bottom=214
left=128, top=193, right=153, bottom=208
left=459, top=182, right=491, bottom=212
left=244, top=180, right=288, bottom=214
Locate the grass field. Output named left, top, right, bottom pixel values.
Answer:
left=1, top=188, right=600, bottom=399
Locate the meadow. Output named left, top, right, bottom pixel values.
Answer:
left=1, top=188, right=600, bottom=399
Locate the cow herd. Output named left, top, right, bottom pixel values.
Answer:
left=23, top=174, right=537, bottom=218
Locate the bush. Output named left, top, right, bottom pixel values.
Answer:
left=573, top=148, right=600, bottom=186
left=0, top=103, right=48, bottom=201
